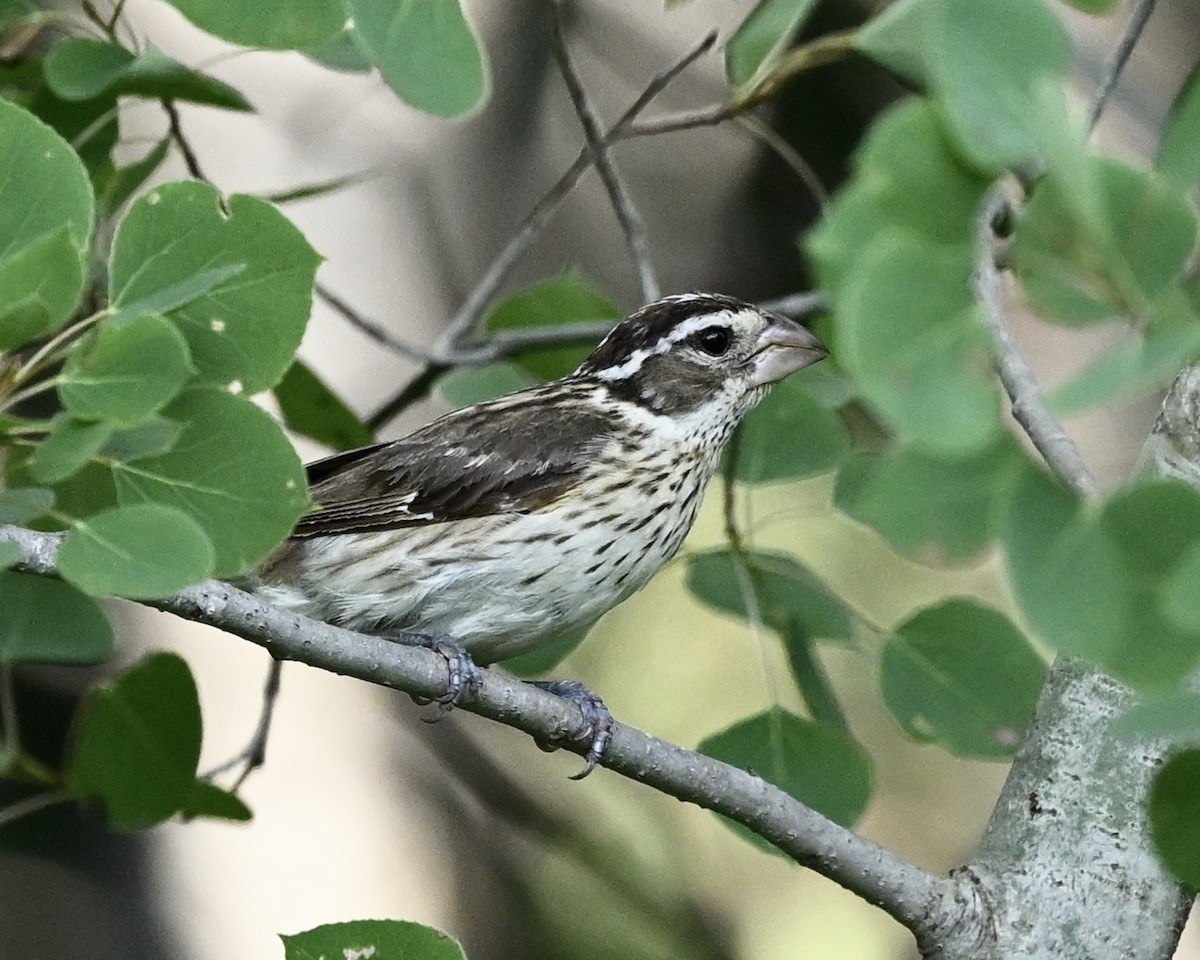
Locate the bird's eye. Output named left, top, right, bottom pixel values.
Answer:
left=693, top=326, right=732, bottom=356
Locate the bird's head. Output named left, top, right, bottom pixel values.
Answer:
left=575, top=293, right=828, bottom=421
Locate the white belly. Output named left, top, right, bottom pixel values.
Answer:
left=257, top=458, right=713, bottom=663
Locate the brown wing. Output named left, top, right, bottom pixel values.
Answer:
left=292, top=381, right=619, bottom=538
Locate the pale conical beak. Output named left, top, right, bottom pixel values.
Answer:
left=748, top=314, right=828, bottom=387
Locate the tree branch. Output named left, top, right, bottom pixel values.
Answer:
left=0, top=521, right=955, bottom=945
left=1086, top=0, right=1159, bottom=133
left=974, top=185, right=1099, bottom=498
left=548, top=3, right=660, bottom=303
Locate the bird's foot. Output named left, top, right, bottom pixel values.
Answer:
left=529, top=680, right=615, bottom=780
left=391, top=632, right=483, bottom=716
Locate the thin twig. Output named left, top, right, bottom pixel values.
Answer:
left=975, top=186, right=1099, bottom=498
left=369, top=32, right=717, bottom=427
left=758, top=291, right=826, bottom=317
left=1, top=521, right=956, bottom=944
left=1086, top=0, right=1159, bottom=132
left=0, top=788, right=71, bottom=828
left=434, top=31, right=716, bottom=352
left=734, top=114, right=829, bottom=210
left=548, top=3, right=660, bottom=302
left=366, top=362, right=450, bottom=431
left=202, top=657, right=282, bottom=791
left=315, top=283, right=435, bottom=363
left=162, top=99, right=207, bottom=181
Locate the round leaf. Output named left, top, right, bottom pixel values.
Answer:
left=348, top=0, right=489, bottom=118
left=0, top=99, right=92, bottom=346
left=282, top=921, right=466, bottom=960
left=109, top=182, right=321, bottom=394
left=0, top=571, right=114, bottom=663
left=838, top=234, right=1000, bottom=454
left=686, top=549, right=851, bottom=642
left=65, top=652, right=203, bottom=829
left=58, top=503, right=215, bottom=599
left=725, top=0, right=820, bottom=89
left=699, top=707, right=873, bottom=854
left=59, top=312, right=194, bottom=425
left=274, top=360, right=372, bottom=451
left=27, top=416, right=115, bottom=485
left=882, top=599, right=1047, bottom=759
left=484, top=269, right=620, bottom=381
left=43, top=38, right=251, bottom=110
left=161, top=0, right=346, bottom=50
left=834, top=436, right=1024, bottom=563
left=1150, top=749, right=1200, bottom=888
left=1158, top=61, right=1200, bottom=193
left=724, top=375, right=848, bottom=483
left=110, top=386, right=309, bottom=576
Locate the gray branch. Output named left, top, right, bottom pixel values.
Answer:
left=548, top=3, right=660, bottom=303
left=1087, top=0, right=1159, bottom=132
left=435, top=32, right=715, bottom=351
left=0, top=521, right=957, bottom=947
left=974, top=186, right=1099, bottom=498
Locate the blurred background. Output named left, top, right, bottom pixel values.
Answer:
left=1, top=0, right=1198, bottom=957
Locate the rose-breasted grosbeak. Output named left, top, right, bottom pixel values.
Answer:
left=254, top=293, right=826, bottom=773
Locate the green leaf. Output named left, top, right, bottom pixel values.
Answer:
left=1150, top=749, right=1200, bottom=888
left=699, top=707, right=873, bottom=853
left=1095, top=481, right=1200, bottom=687
left=0, top=97, right=94, bottom=252
left=348, top=0, right=489, bottom=118
left=274, top=360, right=372, bottom=451
left=182, top=780, right=252, bottom=822
left=857, top=0, right=1072, bottom=171
left=59, top=313, right=194, bottom=426
left=686, top=549, right=851, bottom=642
left=0, top=227, right=85, bottom=350
left=1115, top=692, right=1200, bottom=741
left=0, top=99, right=93, bottom=347
left=1049, top=288, right=1200, bottom=412
left=930, top=0, right=1071, bottom=171
left=854, top=0, right=934, bottom=88
left=882, top=599, right=1046, bottom=759
left=0, top=571, right=114, bottom=663
left=1010, top=159, right=1198, bottom=325
left=43, top=39, right=252, bottom=111
left=834, top=435, right=1026, bottom=563
left=0, top=541, right=18, bottom=569
left=437, top=362, right=537, bottom=408
left=503, top=627, right=589, bottom=678
left=1060, top=0, right=1119, bottom=10
left=304, top=28, right=373, bottom=73
left=58, top=503, right=215, bottom=599
left=805, top=100, right=990, bottom=299
left=723, top=375, right=848, bottom=483
left=725, top=0, right=820, bottom=89
left=100, top=417, right=185, bottom=462
left=65, top=652, right=203, bottom=829
left=111, top=386, right=309, bottom=576
left=281, top=921, right=467, bottom=960
left=0, top=486, right=53, bottom=524
left=1158, top=61, right=1200, bottom=193
left=161, top=0, right=346, bottom=50
left=1005, top=472, right=1200, bottom=688
left=837, top=233, right=999, bottom=454
left=98, top=136, right=172, bottom=218
left=484, top=270, right=620, bottom=381
left=109, top=182, right=321, bottom=394
left=27, top=416, right=115, bottom=484
left=1001, top=463, right=1120, bottom=660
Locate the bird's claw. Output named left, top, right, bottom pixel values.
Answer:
left=398, top=632, right=483, bottom=716
left=531, top=679, right=615, bottom=780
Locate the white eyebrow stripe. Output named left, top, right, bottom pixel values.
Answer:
left=590, top=310, right=740, bottom=381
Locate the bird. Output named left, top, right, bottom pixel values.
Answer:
left=252, top=292, right=827, bottom=775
